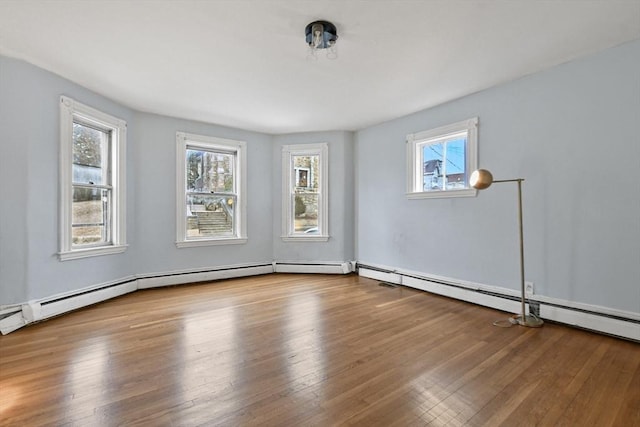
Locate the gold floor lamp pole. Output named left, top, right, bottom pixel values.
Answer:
left=470, top=169, right=543, bottom=328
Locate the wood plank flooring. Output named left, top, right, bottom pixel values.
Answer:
left=0, top=274, right=638, bottom=426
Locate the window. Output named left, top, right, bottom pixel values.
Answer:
left=281, top=143, right=328, bottom=241
left=176, top=132, right=247, bottom=247
left=59, top=96, right=127, bottom=260
left=407, top=117, right=478, bottom=199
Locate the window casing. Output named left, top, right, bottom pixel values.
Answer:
left=282, top=143, right=328, bottom=241
left=176, top=132, right=247, bottom=247
left=407, top=117, right=478, bottom=199
left=59, top=96, right=127, bottom=260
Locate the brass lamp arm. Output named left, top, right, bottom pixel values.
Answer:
left=492, top=178, right=524, bottom=184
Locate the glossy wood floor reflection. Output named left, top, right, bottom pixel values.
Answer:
left=1, top=274, right=638, bottom=426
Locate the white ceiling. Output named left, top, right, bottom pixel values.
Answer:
left=1, top=1, right=639, bottom=134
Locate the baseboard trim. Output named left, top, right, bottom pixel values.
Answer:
left=358, top=262, right=639, bottom=342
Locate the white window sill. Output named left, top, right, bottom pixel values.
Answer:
left=59, top=244, right=128, bottom=261
left=281, top=235, right=330, bottom=242
left=176, top=237, right=248, bottom=248
left=406, top=188, right=477, bottom=199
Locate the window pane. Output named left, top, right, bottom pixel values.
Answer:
left=186, top=194, right=235, bottom=237
left=293, top=194, right=318, bottom=232
left=72, top=187, right=110, bottom=245
left=422, top=142, right=444, bottom=191
left=282, top=143, right=327, bottom=239
left=73, top=122, right=108, bottom=185
left=292, top=155, right=320, bottom=233
left=292, top=155, right=318, bottom=190
left=445, top=137, right=467, bottom=189
left=422, top=136, right=468, bottom=191
left=186, top=149, right=234, bottom=193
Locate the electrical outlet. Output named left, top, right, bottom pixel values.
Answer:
left=525, top=281, right=534, bottom=296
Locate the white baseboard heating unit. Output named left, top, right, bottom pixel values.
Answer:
left=358, top=263, right=639, bottom=342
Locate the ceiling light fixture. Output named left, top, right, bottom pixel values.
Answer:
left=305, top=20, right=338, bottom=60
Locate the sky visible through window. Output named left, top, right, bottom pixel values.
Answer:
left=423, top=137, right=466, bottom=174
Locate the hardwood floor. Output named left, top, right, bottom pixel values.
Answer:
left=0, top=274, right=638, bottom=426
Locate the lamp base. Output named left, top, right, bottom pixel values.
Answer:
left=513, top=314, right=544, bottom=328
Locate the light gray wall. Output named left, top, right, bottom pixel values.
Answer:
left=0, top=55, right=349, bottom=307
left=131, top=113, right=273, bottom=275
left=0, top=56, right=136, bottom=304
left=2, top=39, right=637, bottom=316
left=272, top=131, right=355, bottom=263
left=355, top=40, right=640, bottom=313
left=0, top=57, right=274, bottom=305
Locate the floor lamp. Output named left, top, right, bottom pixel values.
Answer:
left=469, top=169, right=544, bottom=328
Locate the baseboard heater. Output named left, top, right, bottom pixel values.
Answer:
left=137, top=263, right=274, bottom=289
left=0, top=263, right=274, bottom=335
left=273, top=261, right=352, bottom=275
left=358, top=263, right=639, bottom=342
left=0, top=278, right=138, bottom=335
left=0, top=261, right=355, bottom=335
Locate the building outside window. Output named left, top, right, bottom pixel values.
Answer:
left=59, top=96, right=127, bottom=260
left=406, top=117, right=478, bottom=199
left=176, top=132, right=246, bottom=247
left=282, top=143, right=328, bottom=241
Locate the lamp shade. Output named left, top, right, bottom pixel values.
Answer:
left=470, top=169, right=494, bottom=190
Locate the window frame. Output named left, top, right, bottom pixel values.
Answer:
left=59, top=96, right=127, bottom=261
left=406, top=117, right=479, bottom=199
left=281, top=143, right=329, bottom=242
left=176, top=132, right=247, bottom=247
